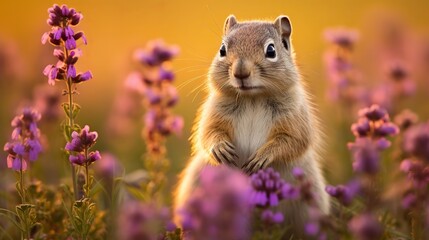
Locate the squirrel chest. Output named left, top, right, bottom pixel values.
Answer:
left=230, top=100, right=274, bottom=165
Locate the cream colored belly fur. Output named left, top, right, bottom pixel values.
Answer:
left=233, top=100, right=272, bottom=166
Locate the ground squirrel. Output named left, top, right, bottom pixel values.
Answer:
left=174, top=15, right=329, bottom=237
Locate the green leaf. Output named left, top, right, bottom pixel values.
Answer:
left=62, top=102, right=82, bottom=120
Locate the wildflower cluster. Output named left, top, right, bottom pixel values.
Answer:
left=126, top=40, right=182, bottom=155
left=249, top=168, right=299, bottom=224
left=324, top=105, right=400, bottom=239
left=178, top=166, right=251, bottom=240
left=4, top=108, right=42, bottom=171
left=323, top=28, right=365, bottom=107
left=397, top=120, right=429, bottom=238
left=42, top=4, right=92, bottom=86
left=65, top=125, right=101, bottom=167
left=349, top=104, right=399, bottom=174
left=324, top=26, right=416, bottom=113
left=117, top=200, right=172, bottom=240
left=125, top=40, right=183, bottom=199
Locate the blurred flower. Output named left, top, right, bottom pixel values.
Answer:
left=178, top=166, right=251, bottom=240
left=349, top=138, right=381, bottom=174
left=348, top=213, right=383, bottom=240
left=65, top=125, right=100, bottom=166
left=394, top=109, right=418, bottom=130
left=400, top=159, right=429, bottom=189
left=325, top=180, right=360, bottom=206
left=33, top=85, right=62, bottom=121
left=3, top=108, right=42, bottom=171
left=0, top=38, right=25, bottom=81
left=323, top=28, right=368, bottom=108
left=401, top=192, right=417, bottom=209
left=133, top=40, right=179, bottom=67
left=261, top=209, right=284, bottom=224
left=126, top=40, right=182, bottom=155
left=324, top=28, right=359, bottom=48
left=42, top=4, right=92, bottom=86
left=304, top=206, right=328, bottom=240
left=387, top=62, right=415, bottom=96
left=117, top=200, right=171, bottom=240
left=94, top=152, right=122, bottom=179
left=403, top=122, right=429, bottom=162
left=348, top=105, right=399, bottom=174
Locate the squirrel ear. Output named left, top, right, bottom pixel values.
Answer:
left=274, top=15, right=292, bottom=50
left=224, top=15, right=237, bottom=34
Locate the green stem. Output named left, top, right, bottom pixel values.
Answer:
left=85, top=149, right=90, bottom=198
left=64, top=45, right=79, bottom=201
left=19, top=167, right=25, bottom=204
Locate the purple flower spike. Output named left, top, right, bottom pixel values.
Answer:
left=43, top=4, right=91, bottom=85
left=403, top=122, right=429, bottom=163
left=4, top=108, right=43, bottom=171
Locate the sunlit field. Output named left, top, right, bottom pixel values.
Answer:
left=1, top=1, right=429, bottom=239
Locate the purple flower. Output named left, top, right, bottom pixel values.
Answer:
left=292, top=167, right=305, bottom=179
left=94, top=152, right=122, bottom=179
left=261, top=209, right=284, bottom=224
left=178, top=166, right=251, bottom=240
left=34, top=85, right=62, bottom=121
left=128, top=40, right=182, bottom=155
left=117, top=201, right=171, bottom=240
left=69, top=154, right=85, bottom=166
left=250, top=167, right=299, bottom=208
left=349, top=213, right=383, bottom=240
left=42, top=4, right=91, bottom=85
left=3, top=108, right=43, bottom=171
left=133, top=40, right=179, bottom=66
left=65, top=125, right=100, bottom=166
left=403, top=122, right=429, bottom=162
left=349, top=138, right=380, bottom=174
left=325, top=180, right=360, bottom=206
left=324, top=28, right=359, bottom=48
left=394, top=109, right=418, bottom=130
left=400, top=159, right=429, bottom=189
left=358, top=104, right=387, bottom=122
left=401, top=192, right=417, bottom=209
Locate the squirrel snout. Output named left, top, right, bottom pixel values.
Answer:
left=232, top=60, right=251, bottom=80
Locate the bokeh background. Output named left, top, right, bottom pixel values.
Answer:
left=1, top=0, right=429, bottom=187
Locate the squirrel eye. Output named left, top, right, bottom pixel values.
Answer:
left=265, top=44, right=276, bottom=58
left=219, top=44, right=226, bottom=57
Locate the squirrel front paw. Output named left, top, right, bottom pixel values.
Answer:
left=211, top=141, right=239, bottom=167
left=242, top=152, right=273, bottom=174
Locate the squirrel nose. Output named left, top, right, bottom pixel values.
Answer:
left=234, top=70, right=250, bottom=80
left=233, top=60, right=251, bottom=80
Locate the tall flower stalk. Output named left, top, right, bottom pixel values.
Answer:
left=126, top=40, right=183, bottom=199
left=42, top=4, right=92, bottom=200
left=3, top=108, right=42, bottom=239
left=4, top=108, right=43, bottom=203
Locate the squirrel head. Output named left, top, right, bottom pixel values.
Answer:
left=209, top=15, right=300, bottom=97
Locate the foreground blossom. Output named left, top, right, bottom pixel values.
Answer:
left=179, top=166, right=252, bottom=240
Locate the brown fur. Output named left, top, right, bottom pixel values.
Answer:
left=174, top=15, right=329, bottom=239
